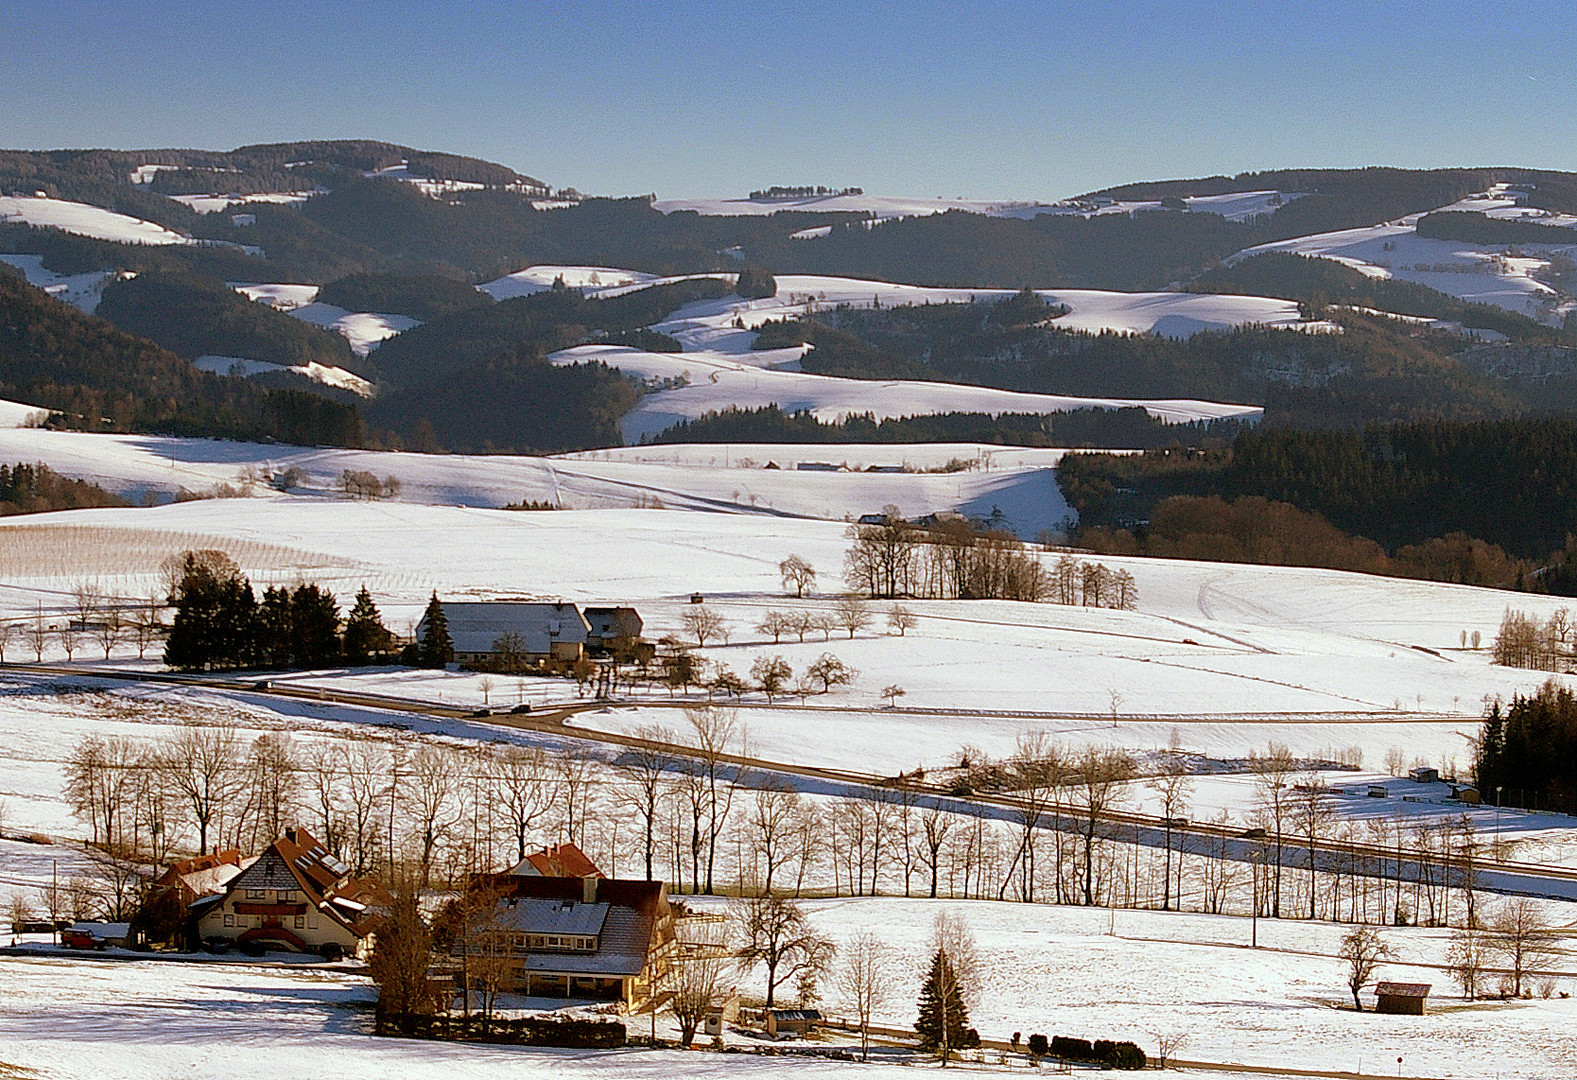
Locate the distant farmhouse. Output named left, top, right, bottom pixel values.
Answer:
left=583, top=606, right=653, bottom=663
left=419, top=601, right=590, bottom=664
left=458, top=872, right=676, bottom=1008
left=193, top=827, right=389, bottom=958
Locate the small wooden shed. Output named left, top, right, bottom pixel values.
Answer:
left=766, top=1008, right=822, bottom=1038
left=1375, top=981, right=1431, bottom=1015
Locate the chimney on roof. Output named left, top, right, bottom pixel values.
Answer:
left=582, top=873, right=597, bottom=904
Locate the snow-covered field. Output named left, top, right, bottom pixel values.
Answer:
left=0, top=427, right=1073, bottom=535
left=230, top=283, right=421, bottom=357
left=0, top=497, right=1569, bottom=762
left=650, top=189, right=1302, bottom=224
left=0, top=195, right=191, bottom=246
left=1231, top=185, right=1577, bottom=322
left=170, top=191, right=315, bottom=214
left=798, top=897, right=1577, bottom=1079
left=0, top=894, right=1571, bottom=1080
left=192, top=355, right=375, bottom=396
left=565, top=341, right=1263, bottom=442
left=0, top=253, right=117, bottom=313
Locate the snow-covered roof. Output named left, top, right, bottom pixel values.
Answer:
left=495, top=898, right=610, bottom=938
left=420, top=601, right=589, bottom=655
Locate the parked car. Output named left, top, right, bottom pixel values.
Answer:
left=509, top=703, right=533, bottom=714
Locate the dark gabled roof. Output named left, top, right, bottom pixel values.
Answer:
left=583, top=606, right=642, bottom=640
left=770, top=1009, right=823, bottom=1021
left=1376, top=982, right=1431, bottom=997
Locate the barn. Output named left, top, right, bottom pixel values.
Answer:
left=1375, top=982, right=1431, bottom=1015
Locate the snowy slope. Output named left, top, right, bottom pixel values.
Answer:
left=478, top=265, right=660, bottom=301
left=527, top=269, right=1326, bottom=440
left=191, top=355, right=375, bottom=396
left=1231, top=185, right=1577, bottom=323
left=0, top=498, right=1567, bottom=738
left=651, top=189, right=1303, bottom=223
left=0, top=428, right=1073, bottom=535
left=0, top=396, right=51, bottom=428
left=557, top=341, right=1262, bottom=441
left=169, top=191, right=314, bottom=214
left=230, top=283, right=421, bottom=356
left=286, top=302, right=420, bottom=356
left=0, top=253, right=117, bottom=313
left=0, top=195, right=191, bottom=245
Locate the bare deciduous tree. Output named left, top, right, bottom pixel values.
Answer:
left=751, top=655, right=792, bottom=703
left=159, top=722, right=241, bottom=855
left=779, top=555, right=816, bottom=598
left=835, top=931, right=892, bottom=1061
left=887, top=604, right=916, bottom=636
left=1148, top=759, right=1193, bottom=911
left=835, top=596, right=873, bottom=639
left=670, top=915, right=730, bottom=1047
left=1490, top=897, right=1557, bottom=997
left=730, top=894, right=834, bottom=1008
left=612, top=726, right=675, bottom=881
left=756, top=610, right=793, bottom=644
left=1339, top=925, right=1394, bottom=1010
left=682, top=605, right=725, bottom=648
left=1446, top=927, right=1487, bottom=1000
left=807, top=653, right=856, bottom=693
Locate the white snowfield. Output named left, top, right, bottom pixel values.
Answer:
left=562, top=341, right=1262, bottom=443
left=191, top=355, right=375, bottom=397
left=0, top=195, right=191, bottom=245
left=0, top=428, right=1074, bottom=537
left=230, top=283, right=422, bottom=357
left=1231, top=185, right=1577, bottom=322
left=0, top=253, right=118, bottom=313
left=0, top=498, right=1570, bottom=747
left=169, top=191, right=315, bottom=214
left=2, top=897, right=1574, bottom=1079
left=650, top=189, right=1303, bottom=224
left=478, top=264, right=661, bottom=301
left=532, top=270, right=1321, bottom=441
left=286, top=302, right=420, bottom=357
left=0, top=395, right=51, bottom=428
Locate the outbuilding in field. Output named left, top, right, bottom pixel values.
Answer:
left=766, top=1008, right=823, bottom=1038
left=1375, top=981, right=1431, bottom=1015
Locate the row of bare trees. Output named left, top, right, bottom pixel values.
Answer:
left=841, top=517, right=1136, bottom=608
left=0, top=586, right=164, bottom=663
left=47, top=710, right=1542, bottom=943
left=1492, top=607, right=1575, bottom=671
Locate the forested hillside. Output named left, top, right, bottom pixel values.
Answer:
left=753, top=292, right=1546, bottom=428
left=0, top=267, right=363, bottom=445
left=96, top=272, right=362, bottom=373
left=1057, top=418, right=1577, bottom=574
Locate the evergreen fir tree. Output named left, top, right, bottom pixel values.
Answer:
left=290, top=584, right=341, bottom=668
left=257, top=586, right=293, bottom=668
left=343, top=585, right=392, bottom=665
left=915, top=949, right=975, bottom=1061
left=165, top=559, right=258, bottom=671
left=417, top=591, right=454, bottom=668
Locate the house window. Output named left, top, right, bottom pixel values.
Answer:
left=223, top=914, right=234, bottom=927
left=246, top=889, right=266, bottom=900
left=278, top=890, right=297, bottom=902
left=294, top=916, right=305, bottom=929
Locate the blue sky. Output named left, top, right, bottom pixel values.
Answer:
left=3, top=0, right=1577, bottom=199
